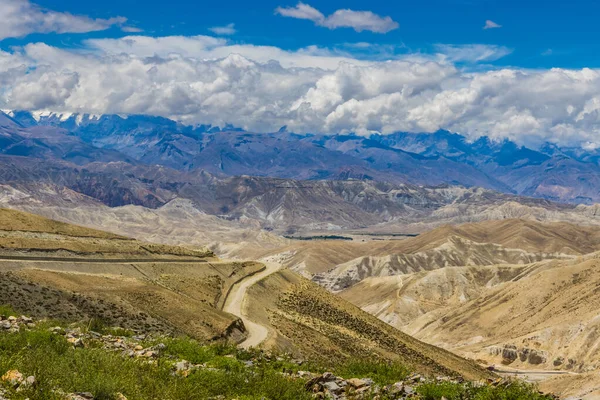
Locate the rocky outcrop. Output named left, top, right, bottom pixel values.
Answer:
left=300, top=370, right=544, bottom=400
left=313, top=235, right=567, bottom=291
left=488, top=345, right=549, bottom=366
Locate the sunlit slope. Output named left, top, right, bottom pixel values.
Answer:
left=246, top=268, right=493, bottom=381
left=0, top=207, right=215, bottom=259
left=0, top=208, right=266, bottom=342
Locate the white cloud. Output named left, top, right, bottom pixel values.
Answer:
left=275, top=2, right=324, bottom=21
left=275, top=2, right=398, bottom=33
left=3, top=36, right=600, bottom=148
left=483, top=20, right=502, bottom=29
left=0, top=0, right=127, bottom=40
left=209, top=23, right=236, bottom=35
left=435, top=44, right=512, bottom=63
left=322, top=9, right=399, bottom=33
left=121, top=26, right=143, bottom=33
left=84, top=35, right=374, bottom=69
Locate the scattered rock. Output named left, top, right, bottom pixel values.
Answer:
left=50, top=326, right=65, bottom=335
left=1, top=370, right=23, bottom=387
left=22, top=375, right=36, bottom=387
left=347, top=378, right=369, bottom=389
left=174, top=360, right=191, bottom=374
left=0, top=315, right=559, bottom=400
left=553, top=356, right=564, bottom=366
left=518, top=348, right=547, bottom=365
left=321, top=372, right=335, bottom=382
left=323, top=381, right=342, bottom=394
left=68, top=392, right=95, bottom=400
left=67, top=337, right=85, bottom=348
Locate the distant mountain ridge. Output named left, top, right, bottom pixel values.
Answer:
left=2, top=110, right=600, bottom=203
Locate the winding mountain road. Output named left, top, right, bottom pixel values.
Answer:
left=0, top=255, right=209, bottom=263
left=492, top=366, right=578, bottom=383
left=223, top=261, right=282, bottom=349
left=2, top=252, right=282, bottom=349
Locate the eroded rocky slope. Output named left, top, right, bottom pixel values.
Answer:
left=328, top=220, right=600, bottom=380
left=0, top=209, right=494, bottom=385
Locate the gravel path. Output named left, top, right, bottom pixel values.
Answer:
left=222, top=261, right=282, bottom=349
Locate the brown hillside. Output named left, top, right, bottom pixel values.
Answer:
left=0, top=208, right=214, bottom=259
left=0, top=208, right=494, bottom=383
left=0, top=208, right=125, bottom=239
left=264, top=219, right=600, bottom=280
left=246, top=269, right=492, bottom=381
left=417, top=219, right=600, bottom=255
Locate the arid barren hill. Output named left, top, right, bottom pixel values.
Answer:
left=4, top=157, right=600, bottom=236
left=0, top=208, right=215, bottom=259
left=264, top=219, right=600, bottom=290
left=315, top=218, right=600, bottom=398
left=0, top=209, right=267, bottom=342
left=244, top=268, right=490, bottom=381
left=2, top=186, right=600, bottom=397
left=0, top=208, right=494, bottom=383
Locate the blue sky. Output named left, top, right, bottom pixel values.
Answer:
left=2, top=0, right=600, bottom=148
left=2, top=0, right=596, bottom=69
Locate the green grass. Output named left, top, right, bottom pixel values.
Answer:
left=0, top=304, right=17, bottom=318
left=83, top=318, right=135, bottom=337
left=417, top=381, right=551, bottom=400
left=0, top=329, right=311, bottom=400
left=333, top=359, right=410, bottom=386
left=0, top=324, right=554, bottom=400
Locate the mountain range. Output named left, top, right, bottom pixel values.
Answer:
left=2, top=110, right=600, bottom=204
left=3, top=110, right=600, bottom=398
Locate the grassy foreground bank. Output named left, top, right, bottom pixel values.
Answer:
left=0, top=307, right=553, bottom=400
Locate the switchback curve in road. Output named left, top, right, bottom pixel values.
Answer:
left=222, top=261, right=282, bottom=349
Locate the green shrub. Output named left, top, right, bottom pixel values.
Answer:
left=207, top=355, right=246, bottom=372
left=0, top=304, right=16, bottom=318
left=153, top=337, right=223, bottom=364
left=0, top=327, right=312, bottom=400
left=87, top=317, right=106, bottom=333
left=333, top=359, right=410, bottom=386
left=0, top=324, right=552, bottom=400
left=102, top=327, right=135, bottom=337
left=417, top=381, right=467, bottom=400
left=417, top=380, right=551, bottom=400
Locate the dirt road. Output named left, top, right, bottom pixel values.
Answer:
left=0, top=255, right=208, bottom=263
left=222, top=261, right=282, bottom=349
left=492, top=366, right=577, bottom=383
